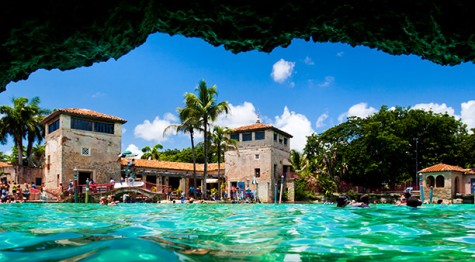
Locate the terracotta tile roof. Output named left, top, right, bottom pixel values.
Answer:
left=0, top=162, right=12, bottom=167
left=233, top=122, right=273, bottom=132
left=232, top=121, right=293, bottom=138
left=467, top=168, right=475, bottom=175
left=419, top=163, right=468, bottom=173
left=41, top=108, right=127, bottom=125
left=120, top=158, right=223, bottom=172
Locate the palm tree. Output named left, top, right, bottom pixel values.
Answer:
left=0, top=97, right=49, bottom=167
left=31, top=143, right=45, bottom=167
left=182, top=80, right=229, bottom=198
left=141, top=144, right=163, bottom=160
left=211, top=126, right=239, bottom=198
left=164, top=102, right=203, bottom=198
left=25, top=98, right=49, bottom=167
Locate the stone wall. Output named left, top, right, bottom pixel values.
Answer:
left=44, top=114, right=122, bottom=189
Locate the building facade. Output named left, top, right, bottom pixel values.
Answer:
left=119, top=158, right=222, bottom=196
left=419, top=163, right=475, bottom=201
left=41, top=108, right=126, bottom=190
left=225, top=120, right=295, bottom=203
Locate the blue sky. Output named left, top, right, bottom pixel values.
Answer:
left=1, top=33, right=474, bottom=156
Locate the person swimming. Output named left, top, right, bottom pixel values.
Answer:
left=336, top=195, right=349, bottom=207
left=406, top=196, right=422, bottom=207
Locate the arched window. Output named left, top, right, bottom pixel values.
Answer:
left=426, top=176, right=435, bottom=187
left=436, top=175, right=445, bottom=188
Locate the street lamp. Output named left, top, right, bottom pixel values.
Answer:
left=279, top=175, right=284, bottom=204
left=73, top=168, right=78, bottom=203
left=419, top=173, right=424, bottom=204
left=414, top=137, right=419, bottom=189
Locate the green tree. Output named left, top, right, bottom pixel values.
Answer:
left=164, top=99, right=204, bottom=198
left=310, top=106, right=469, bottom=191
left=31, top=143, right=45, bottom=167
left=0, top=97, right=49, bottom=167
left=141, top=144, right=163, bottom=160
left=211, top=125, right=238, bottom=197
left=181, top=80, right=229, bottom=198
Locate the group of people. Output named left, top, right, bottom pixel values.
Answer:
left=336, top=194, right=370, bottom=208
left=230, top=186, right=255, bottom=202
left=336, top=190, right=424, bottom=208
left=99, top=194, right=119, bottom=205
left=0, top=181, right=45, bottom=203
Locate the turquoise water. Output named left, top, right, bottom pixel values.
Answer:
left=1, top=203, right=475, bottom=261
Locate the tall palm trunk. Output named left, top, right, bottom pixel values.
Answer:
left=190, top=129, right=197, bottom=199
left=202, top=120, right=208, bottom=199
left=217, top=146, right=222, bottom=198
left=15, top=136, right=23, bottom=166
left=26, top=132, right=35, bottom=167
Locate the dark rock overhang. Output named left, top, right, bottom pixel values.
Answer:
left=1, top=1, right=473, bottom=91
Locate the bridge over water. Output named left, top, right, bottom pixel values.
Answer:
left=61, top=185, right=167, bottom=203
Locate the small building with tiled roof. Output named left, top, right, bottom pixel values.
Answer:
left=42, top=108, right=126, bottom=190
left=419, top=163, right=475, bottom=201
left=225, top=120, right=295, bottom=203
left=119, top=158, right=224, bottom=194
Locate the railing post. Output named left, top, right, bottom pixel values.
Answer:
left=85, top=178, right=89, bottom=203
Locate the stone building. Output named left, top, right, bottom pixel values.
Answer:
left=0, top=162, right=42, bottom=186
left=41, top=108, right=126, bottom=190
left=225, top=120, right=295, bottom=203
left=419, top=163, right=475, bottom=201
left=119, top=158, right=222, bottom=196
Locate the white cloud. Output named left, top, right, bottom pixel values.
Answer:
left=289, top=82, right=296, bottom=88
left=91, top=92, right=105, bottom=98
left=134, top=113, right=178, bottom=143
left=303, top=56, right=314, bottom=65
left=274, top=106, right=315, bottom=151
left=215, top=102, right=259, bottom=128
left=271, top=59, right=295, bottom=83
left=316, top=113, right=329, bottom=128
left=318, top=76, right=335, bottom=88
left=124, top=144, right=143, bottom=158
left=461, top=100, right=475, bottom=131
left=413, top=103, right=455, bottom=116
left=337, top=52, right=344, bottom=57
left=122, top=127, right=127, bottom=134
left=338, top=103, right=377, bottom=122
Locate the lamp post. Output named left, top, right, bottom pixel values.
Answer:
left=255, top=178, right=259, bottom=203
left=414, top=137, right=419, bottom=189
left=429, top=186, right=433, bottom=204
left=419, top=173, right=424, bottom=204
left=73, top=168, right=78, bottom=203
left=85, top=178, right=89, bottom=203
left=279, top=175, right=284, bottom=204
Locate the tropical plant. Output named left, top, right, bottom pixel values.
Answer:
left=141, top=144, right=163, bottom=160
left=31, top=143, right=45, bottom=167
left=211, top=125, right=239, bottom=197
left=164, top=100, right=203, bottom=198
left=180, top=80, right=229, bottom=198
left=0, top=97, right=49, bottom=167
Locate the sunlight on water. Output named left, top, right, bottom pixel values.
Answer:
left=0, top=203, right=474, bottom=261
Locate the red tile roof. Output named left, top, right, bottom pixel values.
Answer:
left=419, top=163, right=468, bottom=173
left=233, top=122, right=273, bottom=132
left=120, top=158, right=223, bottom=172
left=42, top=108, right=127, bottom=125
left=233, top=121, right=293, bottom=138
left=0, top=162, right=12, bottom=167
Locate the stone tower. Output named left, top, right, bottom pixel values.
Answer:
left=41, top=108, right=126, bottom=190
left=225, top=120, right=294, bottom=203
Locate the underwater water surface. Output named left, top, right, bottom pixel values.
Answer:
left=0, top=203, right=474, bottom=261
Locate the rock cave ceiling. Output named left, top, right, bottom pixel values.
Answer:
left=1, top=1, right=473, bottom=92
